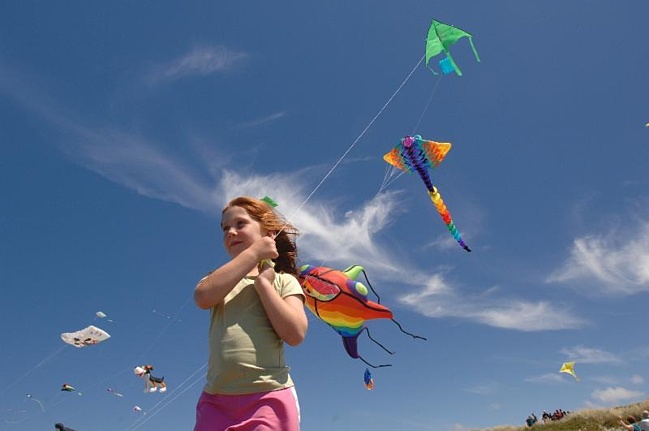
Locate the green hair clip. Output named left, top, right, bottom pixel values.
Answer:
left=261, top=196, right=278, bottom=208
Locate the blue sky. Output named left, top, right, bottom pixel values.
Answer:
left=1, top=1, right=648, bottom=430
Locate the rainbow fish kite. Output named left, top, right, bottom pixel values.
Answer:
left=383, top=135, right=471, bottom=252
left=425, top=18, right=480, bottom=76
left=298, top=264, right=426, bottom=368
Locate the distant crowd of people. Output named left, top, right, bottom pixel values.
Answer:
left=525, top=409, right=571, bottom=427
left=542, top=409, right=570, bottom=422
left=525, top=409, right=649, bottom=429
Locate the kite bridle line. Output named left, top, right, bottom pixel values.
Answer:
left=378, top=74, right=443, bottom=195
left=411, top=74, right=442, bottom=136
left=269, top=54, right=426, bottom=241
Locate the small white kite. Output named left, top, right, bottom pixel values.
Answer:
left=95, top=311, right=114, bottom=322
left=61, top=325, right=110, bottom=348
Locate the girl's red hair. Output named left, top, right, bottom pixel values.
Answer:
left=222, top=196, right=299, bottom=276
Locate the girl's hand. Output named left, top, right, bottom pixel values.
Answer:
left=257, top=260, right=276, bottom=286
left=250, top=236, right=278, bottom=261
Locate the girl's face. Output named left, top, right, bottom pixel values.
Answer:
left=221, top=206, right=266, bottom=258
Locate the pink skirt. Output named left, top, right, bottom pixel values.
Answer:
left=194, top=387, right=300, bottom=431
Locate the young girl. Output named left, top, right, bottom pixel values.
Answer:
left=193, top=196, right=308, bottom=431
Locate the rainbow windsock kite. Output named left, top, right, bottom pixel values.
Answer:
left=298, top=264, right=426, bottom=368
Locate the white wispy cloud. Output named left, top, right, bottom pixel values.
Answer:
left=631, top=374, right=644, bottom=385
left=589, top=375, right=620, bottom=386
left=547, top=221, right=649, bottom=295
left=0, top=59, right=588, bottom=333
left=147, top=45, right=248, bottom=84
left=236, top=112, right=286, bottom=128
left=559, top=345, right=623, bottom=364
left=54, top=126, right=588, bottom=332
left=589, top=386, right=644, bottom=404
left=524, top=373, right=566, bottom=384
left=400, top=274, right=586, bottom=331
left=60, top=127, right=221, bottom=213
left=463, top=381, right=499, bottom=395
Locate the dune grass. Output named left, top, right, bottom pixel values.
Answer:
left=473, top=399, right=649, bottom=431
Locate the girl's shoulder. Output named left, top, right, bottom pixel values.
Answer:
left=274, top=272, right=303, bottom=294
left=275, top=272, right=299, bottom=284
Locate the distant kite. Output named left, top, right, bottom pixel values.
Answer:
left=134, top=365, right=167, bottom=393
left=61, top=384, right=82, bottom=396
left=363, top=368, right=374, bottom=390
left=383, top=135, right=471, bottom=252
left=559, top=361, right=579, bottom=381
left=425, top=18, right=480, bottom=76
left=95, top=311, right=114, bottom=322
left=61, top=325, right=110, bottom=348
left=107, top=388, right=123, bottom=397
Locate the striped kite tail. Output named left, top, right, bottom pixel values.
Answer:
left=427, top=187, right=471, bottom=252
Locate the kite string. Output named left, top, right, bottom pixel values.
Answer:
left=277, top=54, right=426, bottom=236
left=46, top=298, right=194, bottom=426
left=136, top=294, right=194, bottom=364
left=130, top=53, right=427, bottom=431
left=271, top=56, right=426, bottom=328
left=0, top=345, right=67, bottom=400
left=158, top=54, right=427, bottom=426
left=272, top=55, right=427, bottom=305
left=411, top=74, right=442, bottom=134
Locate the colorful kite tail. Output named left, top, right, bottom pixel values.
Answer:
left=428, top=187, right=471, bottom=252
